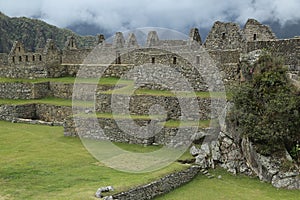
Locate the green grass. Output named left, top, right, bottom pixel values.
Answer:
left=0, top=122, right=299, bottom=200
left=162, top=119, right=210, bottom=128
left=0, top=77, right=75, bottom=84
left=0, top=77, right=130, bottom=85
left=156, top=167, right=300, bottom=200
left=102, top=83, right=229, bottom=98
left=95, top=112, right=163, bottom=120
left=78, top=113, right=211, bottom=128
left=0, top=121, right=188, bottom=200
left=0, top=97, right=72, bottom=106
left=0, top=77, right=230, bottom=98
left=113, top=142, right=163, bottom=153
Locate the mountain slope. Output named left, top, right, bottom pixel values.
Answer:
left=0, top=12, right=97, bottom=53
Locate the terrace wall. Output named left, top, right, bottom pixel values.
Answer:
left=108, top=165, right=201, bottom=200
left=0, top=82, right=50, bottom=99
left=0, top=103, right=71, bottom=123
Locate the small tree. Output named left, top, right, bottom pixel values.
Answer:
left=229, top=53, right=300, bottom=158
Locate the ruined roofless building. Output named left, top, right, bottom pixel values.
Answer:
left=0, top=18, right=299, bottom=80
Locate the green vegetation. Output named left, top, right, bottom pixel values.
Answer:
left=113, top=142, right=163, bottom=153
left=0, top=12, right=96, bottom=53
left=229, top=53, right=300, bottom=158
left=156, top=167, right=300, bottom=200
left=0, top=97, right=72, bottom=106
left=0, top=121, right=188, bottom=200
left=102, top=83, right=228, bottom=98
left=0, top=77, right=123, bottom=84
left=0, top=76, right=230, bottom=98
left=0, top=77, right=75, bottom=84
left=162, top=119, right=210, bottom=128
left=2, top=121, right=298, bottom=200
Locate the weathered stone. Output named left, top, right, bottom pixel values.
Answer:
left=272, top=172, right=300, bottom=189
left=191, top=131, right=208, bottom=142
left=112, top=32, right=125, bottom=48
left=243, top=19, right=276, bottom=42
left=126, top=33, right=139, bottom=48
left=103, top=196, right=113, bottom=200
left=95, top=186, right=114, bottom=198
left=190, top=145, right=200, bottom=157
left=195, top=151, right=208, bottom=169
left=211, top=140, right=221, bottom=161
left=108, top=166, right=200, bottom=200
left=189, top=28, right=202, bottom=45
left=201, top=143, right=211, bottom=156
left=146, top=31, right=159, bottom=47
left=0, top=19, right=299, bottom=192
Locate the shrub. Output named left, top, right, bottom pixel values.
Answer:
left=229, top=53, right=300, bottom=157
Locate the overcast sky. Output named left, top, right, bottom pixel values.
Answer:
left=1, top=0, right=300, bottom=34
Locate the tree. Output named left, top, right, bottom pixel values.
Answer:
left=229, top=53, right=300, bottom=158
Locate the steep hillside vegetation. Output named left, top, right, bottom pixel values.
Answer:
left=0, top=12, right=97, bottom=53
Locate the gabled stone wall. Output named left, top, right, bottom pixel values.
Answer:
left=243, top=19, right=277, bottom=42
left=204, top=21, right=246, bottom=50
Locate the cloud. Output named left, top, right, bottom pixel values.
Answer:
left=0, top=0, right=300, bottom=34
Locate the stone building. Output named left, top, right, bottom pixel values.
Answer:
left=0, top=18, right=298, bottom=81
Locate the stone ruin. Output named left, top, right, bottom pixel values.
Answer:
left=0, top=18, right=299, bottom=191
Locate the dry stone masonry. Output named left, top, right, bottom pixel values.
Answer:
left=0, top=19, right=299, bottom=192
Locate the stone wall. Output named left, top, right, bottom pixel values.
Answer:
left=204, top=21, right=246, bottom=50
left=208, top=50, right=240, bottom=82
left=74, top=48, right=209, bottom=92
left=0, top=80, right=116, bottom=100
left=63, top=64, right=80, bottom=77
left=191, top=129, right=300, bottom=190
left=49, top=82, right=74, bottom=99
left=0, top=104, right=36, bottom=121
left=62, top=49, right=91, bottom=64
left=64, top=115, right=207, bottom=145
left=243, top=19, right=277, bottom=42
left=0, top=82, right=50, bottom=99
left=35, top=104, right=72, bottom=122
left=96, top=93, right=211, bottom=120
left=31, top=82, right=51, bottom=99
left=0, top=53, right=8, bottom=65
left=247, top=38, right=300, bottom=67
left=0, top=65, right=48, bottom=78
left=0, top=103, right=71, bottom=123
left=74, top=62, right=208, bottom=92
left=0, top=64, right=69, bottom=79
left=64, top=116, right=155, bottom=144
left=104, top=165, right=200, bottom=200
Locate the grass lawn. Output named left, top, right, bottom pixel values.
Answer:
left=0, top=77, right=127, bottom=85
left=101, top=83, right=228, bottom=98
left=0, top=97, right=72, bottom=106
left=0, top=77, right=76, bottom=84
left=0, top=122, right=299, bottom=200
left=156, top=167, right=300, bottom=200
left=0, top=77, right=230, bottom=99
left=0, top=121, right=188, bottom=200
left=162, top=119, right=210, bottom=128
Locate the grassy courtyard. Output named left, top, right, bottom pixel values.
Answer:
left=0, top=120, right=299, bottom=200
left=0, top=121, right=188, bottom=200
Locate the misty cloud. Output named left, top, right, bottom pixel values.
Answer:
left=1, top=0, right=299, bottom=33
